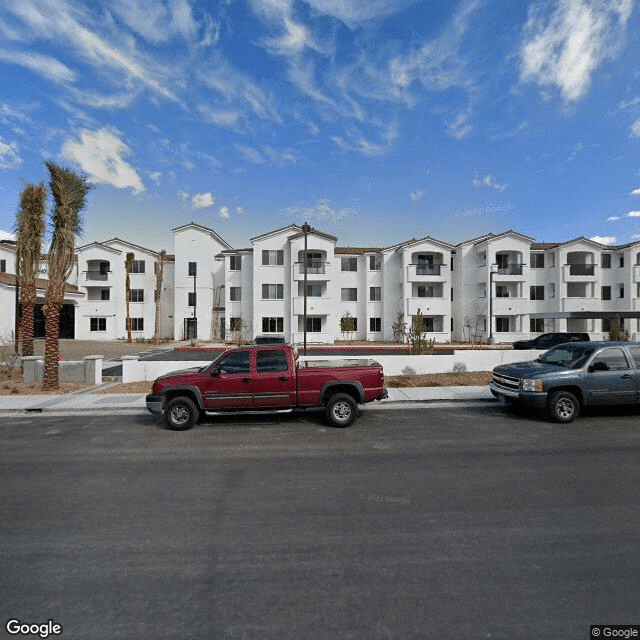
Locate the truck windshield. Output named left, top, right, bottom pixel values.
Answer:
left=538, top=345, right=594, bottom=368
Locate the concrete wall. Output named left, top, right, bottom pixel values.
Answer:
left=22, top=355, right=103, bottom=384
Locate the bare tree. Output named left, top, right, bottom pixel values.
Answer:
left=153, top=250, right=167, bottom=344
left=340, top=311, right=357, bottom=342
left=15, top=182, right=46, bottom=356
left=43, top=162, right=89, bottom=390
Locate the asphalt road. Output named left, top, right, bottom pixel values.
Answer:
left=2, top=404, right=640, bottom=639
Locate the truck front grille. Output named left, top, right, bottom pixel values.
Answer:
left=492, top=372, right=520, bottom=391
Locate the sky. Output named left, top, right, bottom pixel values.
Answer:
left=0, top=0, right=639, bottom=252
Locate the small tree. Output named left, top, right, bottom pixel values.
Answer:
left=408, top=310, right=435, bottom=355
left=227, top=316, right=253, bottom=345
left=125, top=252, right=134, bottom=343
left=392, top=311, right=407, bottom=343
left=153, top=250, right=167, bottom=344
left=340, top=311, right=357, bottom=342
left=609, top=316, right=629, bottom=341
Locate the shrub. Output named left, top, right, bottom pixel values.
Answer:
left=452, top=361, right=467, bottom=374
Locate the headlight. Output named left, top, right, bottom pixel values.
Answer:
left=521, top=378, right=544, bottom=392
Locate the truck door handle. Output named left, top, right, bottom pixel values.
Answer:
left=621, top=374, right=633, bottom=379
left=243, top=378, right=252, bottom=383
left=279, top=376, right=288, bottom=382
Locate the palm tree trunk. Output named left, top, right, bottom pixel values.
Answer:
left=43, top=282, right=63, bottom=390
left=19, top=281, right=37, bottom=357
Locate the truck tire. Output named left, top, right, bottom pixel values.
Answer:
left=164, top=396, right=199, bottom=431
left=326, top=393, right=358, bottom=427
left=547, top=391, right=580, bottom=423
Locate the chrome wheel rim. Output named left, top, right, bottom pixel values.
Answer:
left=556, top=399, right=575, bottom=420
left=332, top=400, right=352, bottom=422
left=170, top=405, right=189, bottom=425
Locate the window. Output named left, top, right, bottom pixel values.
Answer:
left=188, top=261, right=197, bottom=276
left=340, top=316, right=358, bottom=332
left=306, top=317, right=321, bottom=332
left=262, top=250, right=284, bottom=266
left=496, top=286, right=509, bottom=298
left=129, top=289, right=144, bottom=302
left=619, top=255, right=624, bottom=268
left=100, top=289, right=110, bottom=301
left=417, top=285, right=435, bottom=298
left=262, top=316, right=284, bottom=332
left=369, top=255, right=381, bottom=270
left=305, top=253, right=323, bottom=272
left=229, top=317, right=242, bottom=331
left=127, top=318, right=144, bottom=331
left=90, top=317, right=106, bottom=332
left=530, top=253, right=545, bottom=268
left=530, top=286, right=544, bottom=300
left=257, top=350, right=288, bottom=372
left=230, top=255, right=242, bottom=270
left=341, top=288, right=358, bottom=301
left=549, top=283, right=555, bottom=298
left=229, top=287, right=241, bottom=301
left=628, top=347, right=640, bottom=369
left=619, top=284, right=624, bottom=299
left=496, top=317, right=510, bottom=332
left=601, top=286, right=611, bottom=301
left=602, top=253, right=611, bottom=268
left=602, top=318, right=611, bottom=333
left=262, top=284, right=284, bottom=299
left=0, top=259, right=5, bottom=272
left=130, top=260, right=145, bottom=273
left=451, top=256, right=454, bottom=271
left=530, top=318, right=544, bottom=332
left=218, top=351, right=250, bottom=374
left=370, top=317, right=381, bottom=332
left=369, top=287, right=381, bottom=301
left=341, top=257, right=357, bottom=271
left=590, top=348, right=629, bottom=372
left=304, top=284, right=322, bottom=297
left=188, top=292, right=196, bottom=306
left=413, top=316, right=434, bottom=332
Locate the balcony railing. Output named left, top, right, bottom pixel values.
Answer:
left=567, top=264, right=595, bottom=276
left=496, top=264, right=524, bottom=276
left=85, top=271, right=109, bottom=281
left=296, top=262, right=326, bottom=275
left=415, top=264, right=443, bottom=276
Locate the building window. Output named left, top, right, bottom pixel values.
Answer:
left=130, top=260, right=145, bottom=273
left=341, top=288, right=358, bottom=301
left=127, top=318, right=144, bottom=331
left=370, top=317, right=382, bottom=332
left=530, top=318, right=544, bottom=332
left=369, top=287, right=381, bottom=301
left=619, top=284, right=624, bottom=299
left=262, top=316, right=284, bottom=332
left=530, top=253, right=545, bottom=268
left=90, top=317, right=106, bottom=332
left=496, top=286, right=509, bottom=298
left=262, top=250, right=284, bottom=266
left=188, top=262, right=197, bottom=276
left=0, top=259, right=5, bottom=272
left=230, top=255, right=242, bottom=270
left=496, top=317, right=510, bottom=332
left=602, top=318, right=611, bottom=333
left=602, top=254, right=611, bottom=268
left=304, top=284, right=322, bottom=297
left=340, top=316, right=358, bottom=332
left=229, top=287, right=241, bottom=301
left=306, top=317, right=321, bottom=332
left=412, top=316, right=434, bottom=332
left=188, top=292, right=196, bottom=306
left=129, top=289, right=144, bottom=302
left=619, top=255, right=624, bottom=268
left=229, top=317, right=242, bottom=331
left=601, top=286, right=611, bottom=301
left=417, top=285, right=435, bottom=298
left=369, top=255, right=381, bottom=270
left=262, top=284, right=284, bottom=299
left=341, top=257, right=357, bottom=272
left=549, top=283, right=555, bottom=298
left=530, top=286, right=544, bottom=300
left=100, top=289, right=110, bottom=301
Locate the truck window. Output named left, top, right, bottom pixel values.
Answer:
left=590, top=348, right=629, bottom=372
left=257, top=350, right=288, bottom=372
left=628, top=347, right=640, bottom=369
left=218, top=351, right=250, bottom=374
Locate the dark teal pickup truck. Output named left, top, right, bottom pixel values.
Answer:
left=490, top=341, right=640, bottom=422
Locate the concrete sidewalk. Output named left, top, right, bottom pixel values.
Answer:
left=0, top=385, right=495, bottom=415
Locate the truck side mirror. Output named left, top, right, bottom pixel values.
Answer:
left=589, top=362, right=608, bottom=373
left=211, top=366, right=220, bottom=377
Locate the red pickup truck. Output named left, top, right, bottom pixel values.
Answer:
left=146, top=344, right=387, bottom=430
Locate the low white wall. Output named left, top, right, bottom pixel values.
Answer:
left=22, top=355, right=103, bottom=385
left=121, top=350, right=544, bottom=382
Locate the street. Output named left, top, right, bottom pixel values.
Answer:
left=2, top=404, right=640, bottom=639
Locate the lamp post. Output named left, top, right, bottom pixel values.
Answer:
left=487, top=265, right=498, bottom=345
left=301, top=222, right=311, bottom=355
left=192, top=267, right=197, bottom=342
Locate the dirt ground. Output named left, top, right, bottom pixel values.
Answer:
left=29, top=338, right=179, bottom=361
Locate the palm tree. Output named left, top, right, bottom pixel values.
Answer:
left=15, top=183, right=46, bottom=357
left=153, top=250, right=167, bottom=344
left=125, top=252, right=134, bottom=343
left=43, top=161, right=89, bottom=390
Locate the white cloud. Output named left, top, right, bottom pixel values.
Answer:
left=607, top=216, right=621, bottom=221
left=303, top=0, right=423, bottom=29
left=520, top=0, right=634, bottom=102
left=0, top=137, right=22, bottom=169
left=631, top=188, right=640, bottom=196
left=590, top=235, right=617, bottom=245
left=192, top=192, right=214, bottom=209
left=236, top=145, right=264, bottom=164
left=632, top=119, right=640, bottom=137
left=219, top=206, right=230, bottom=219
left=283, top=198, right=358, bottom=223
left=410, top=189, right=427, bottom=202
left=62, top=127, right=145, bottom=194
left=628, top=211, right=640, bottom=218
left=0, top=229, right=16, bottom=241
left=148, top=171, right=161, bottom=185
left=472, top=174, right=507, bottom=192
left=0, top=48, right=77, bottom=84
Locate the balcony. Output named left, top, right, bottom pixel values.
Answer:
left=292, top=296, right=328, bottom=315
left=407, top=297, right=449, bottom=317
left=293, top=262, right=328, bottom=281
left=563, top=264, right=597, bottom=282
left=82, top=271, right=112, bottom=286
left=408, top=264, right=446, bottom=282
left=562, top=297, right=598, bottom=312
left=478, top=263, right=526, bottom=283
left=492, top=298, right=530, bottom=315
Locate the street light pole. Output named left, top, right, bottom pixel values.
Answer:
left=487, top=266, right=497, bottom=345
left=192, top=269, right=197, bottom=341
left=302, top=222, right=311, bottom=355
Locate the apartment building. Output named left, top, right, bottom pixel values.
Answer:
left=2, top=223, right=640, bottom=344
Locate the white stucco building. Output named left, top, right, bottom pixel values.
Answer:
left=2, top=223, right=640, bottom=345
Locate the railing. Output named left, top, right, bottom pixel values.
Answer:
left=85, top=271, right=109, bottom=281
left=296, top=262, right=326, bottom=275
left=567, top=264, right=595, bottom=276
left=415, top=264, right=443, bottom=276
left=496, top=264, right=524, bottom=276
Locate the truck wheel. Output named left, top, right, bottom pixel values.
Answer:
left=326, top=393, right=358, bottom=427
left=547, top=391, right=580, bottom=423
left=164, top=396, right=199, bottom=431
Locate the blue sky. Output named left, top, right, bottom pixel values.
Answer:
left=0, top=0, right=639, bottom=251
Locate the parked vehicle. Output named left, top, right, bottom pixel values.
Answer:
left=490, top=341, right=640, bottom=422
left=511, top=332, right=590, bottom=350
left=146, top=344, right=387, bottom=430
left=254, top=334, right=286, bottom=345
